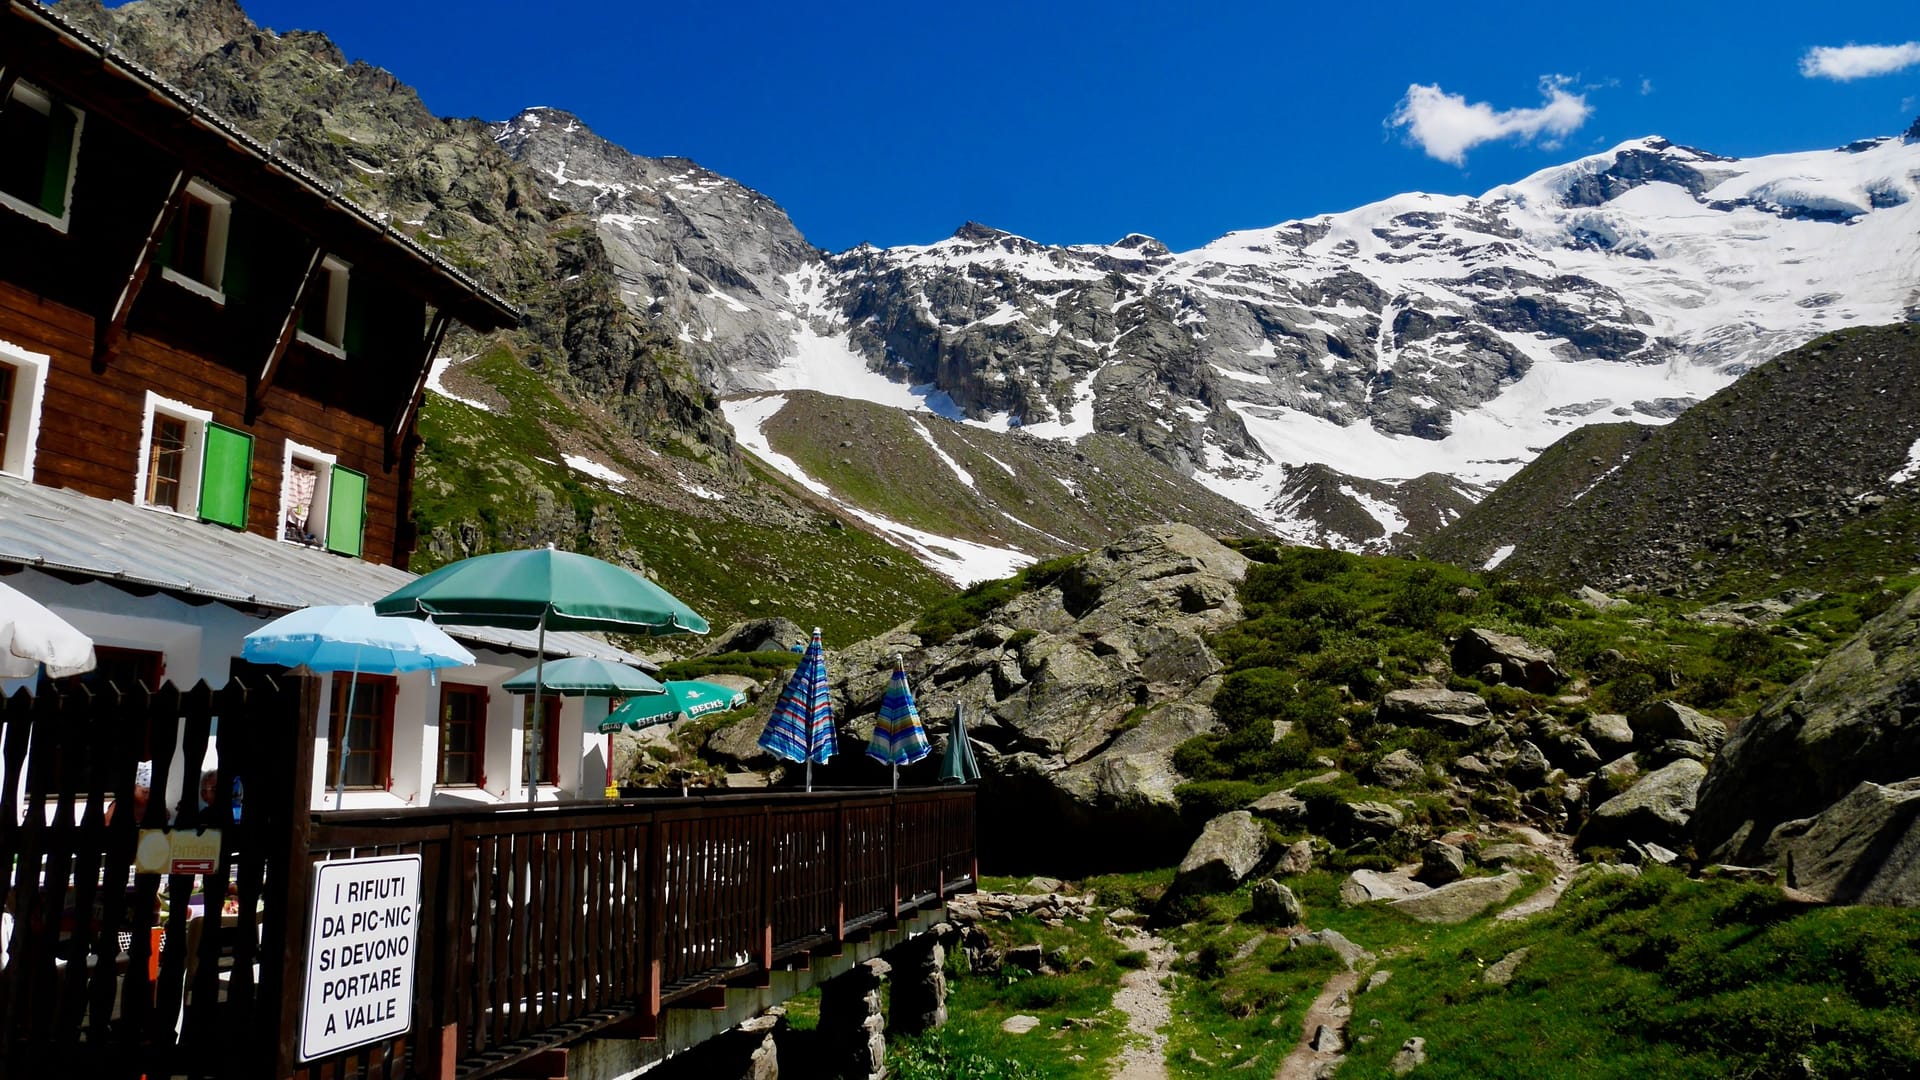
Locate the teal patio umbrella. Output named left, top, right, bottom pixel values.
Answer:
left=599, top=680, right=746, bottom=733
left=937, top=702, right=981, bottom=784
left=504, top=656, right=664, bottom=799
left=375, top=546, right=708, bottom=803
left=503, top=656, right=664, bottom=697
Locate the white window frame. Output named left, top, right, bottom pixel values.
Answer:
left=0, top=78, right=83, bottom=234
left=157, top=178, right=233, bottom=304
left=278, top=440, right=336, bottom=546
left=0, top=337, right=51, bottom=482
left=134, top=391, right=212, bottom=517
left=295, top=256, right=350, bottom=357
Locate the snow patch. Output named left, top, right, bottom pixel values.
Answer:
left=909, top=418, right=975, bottom=489
left=1892, top=439, right=1920, bottom=485
left=425, top=354, right=491, bottom=412
left=1483, top=544, right=1517, bottom=570
left=562, top=454, right=628, bottom=486
left=722, top=395, right=1033, bottom=586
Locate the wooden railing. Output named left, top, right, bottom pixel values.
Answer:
left=304, top=788, right=977, bottom=1080
left=0, top=677, right=978, bottom=1079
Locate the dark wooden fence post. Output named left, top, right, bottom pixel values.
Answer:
left=831, top=798, right=847, bottom=945
left=262, top=674, right=320, bottom=1077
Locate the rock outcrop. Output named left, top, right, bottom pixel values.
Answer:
left=823, top=524, right=1250, bottom=871
left=1693, top=584, right=1920, bottom=885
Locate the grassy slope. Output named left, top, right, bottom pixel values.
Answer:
left=758, top=391, right=1270, bottom=558
left=410, top=349, right=953, bottom=646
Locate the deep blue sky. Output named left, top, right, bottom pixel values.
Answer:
left=155, top=1, right=1920, bottom=253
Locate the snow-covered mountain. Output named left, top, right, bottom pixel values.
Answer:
left=496, top=109, right=1920, bottom=552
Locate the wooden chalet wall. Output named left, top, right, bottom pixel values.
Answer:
left=0, top=7, right=515, bottom=568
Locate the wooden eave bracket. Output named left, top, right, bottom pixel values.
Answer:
left=387, top=307, right=451, bottom=468
left=94, top=169, right=189, bottom=372
left=249, top=246, right=324, bottom=421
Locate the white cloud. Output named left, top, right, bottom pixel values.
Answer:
left=1389, top=76, right=1594, bottom=166
left=1799, top=42, right=1920, bottom=81
left=1640, top=78, right=1655, bottom=96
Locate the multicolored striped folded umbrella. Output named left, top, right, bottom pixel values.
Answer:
left=866, top=655, right=931, bottom=788
left=759, top=627, right=836, bottom=790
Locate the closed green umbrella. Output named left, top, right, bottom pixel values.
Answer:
left=598, top=680, right=746, bottom=733
left=937, top=702, right=981, bottom=784
left=375, top=546, right=707, bottom=803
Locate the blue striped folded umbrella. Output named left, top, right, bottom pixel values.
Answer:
left=866, top=655, right=931, bottom=788
left=759, top=627, right=836, bottom=789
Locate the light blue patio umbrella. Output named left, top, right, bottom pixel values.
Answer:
left=242, top=604, right=475, bottom=808
left=759, top=627, right=836, bottom=791
left=866, top=655, right=931, bottom=789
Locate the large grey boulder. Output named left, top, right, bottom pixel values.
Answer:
left=1170, top=811, right=1269, bottom=897
left=1774, top=780, right=1920, bottom=905
left=1578, top=759, right=1708, bottom=852
left=1389, top=873, right=1524, bottom=923
left=1694, top=585, right=1920, bottom=874
left=1451, top=628, right=1566, bottom=692
left=1250, top=879, right=1305, bottom=924
left=1289, top=928, right=1375, bottom=970
left=699, top=617, right=807, bottom=655
left=1630, top=700, right=1727, bottom=753
left=1340, top=868, right=1429, bottom=905
left=1371, top=748, right=1425, bottom=788
left=1584, top=713, right=1636, bottom=756
left=1379, top=688, right=1490, bottom=727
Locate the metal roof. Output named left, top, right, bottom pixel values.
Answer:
left=0, top=476, right=654, bottom=670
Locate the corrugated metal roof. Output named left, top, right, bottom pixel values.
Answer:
left=0, top=476, right=654, bottom=670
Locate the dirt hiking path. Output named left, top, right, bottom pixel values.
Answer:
left=1109, top=926, right=1177, bottom=1080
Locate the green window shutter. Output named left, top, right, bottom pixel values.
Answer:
left=221, top=205, right=253, bottom=301
left=326, top=465, right=368, bottom=557
left=342, top=281, right=369, bottom=356
left=198, top=423, right=252, bottom=528
left=38, top=104, right=76, bottom=217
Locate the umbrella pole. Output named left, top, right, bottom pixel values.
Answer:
left=333, top=646, right=364, bottom=811
left=528, top=613, right=548, bottom=806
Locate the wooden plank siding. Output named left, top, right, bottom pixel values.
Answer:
left=0, top=277, right=408, bottom=566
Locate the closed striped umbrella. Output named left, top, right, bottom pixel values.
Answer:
left=759, top=627, right=836, bottom=790
left=866, top=655, right=931, bottom=788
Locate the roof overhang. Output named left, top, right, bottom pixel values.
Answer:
left=0, top=476, right=652, bottom=670
left=2, top=0, right=520, bottom=332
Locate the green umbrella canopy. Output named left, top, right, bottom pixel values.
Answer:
left=598, top=680, right=746, bottom=733
left=503, top=656, right=665, bottom=697
left=374, top=547, right=709, bottom=636
left=937, top=702, right=982, bottom=784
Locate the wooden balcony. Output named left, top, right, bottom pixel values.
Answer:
left=0, top=675, right=977, bottom=1080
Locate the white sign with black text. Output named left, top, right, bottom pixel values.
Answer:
left=300, top=854, right=422, bottom=1061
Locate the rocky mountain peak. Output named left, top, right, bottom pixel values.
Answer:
left=951, top=220, right=1011, bottom=242
left=1907, top=115, right=1920, bottom=142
